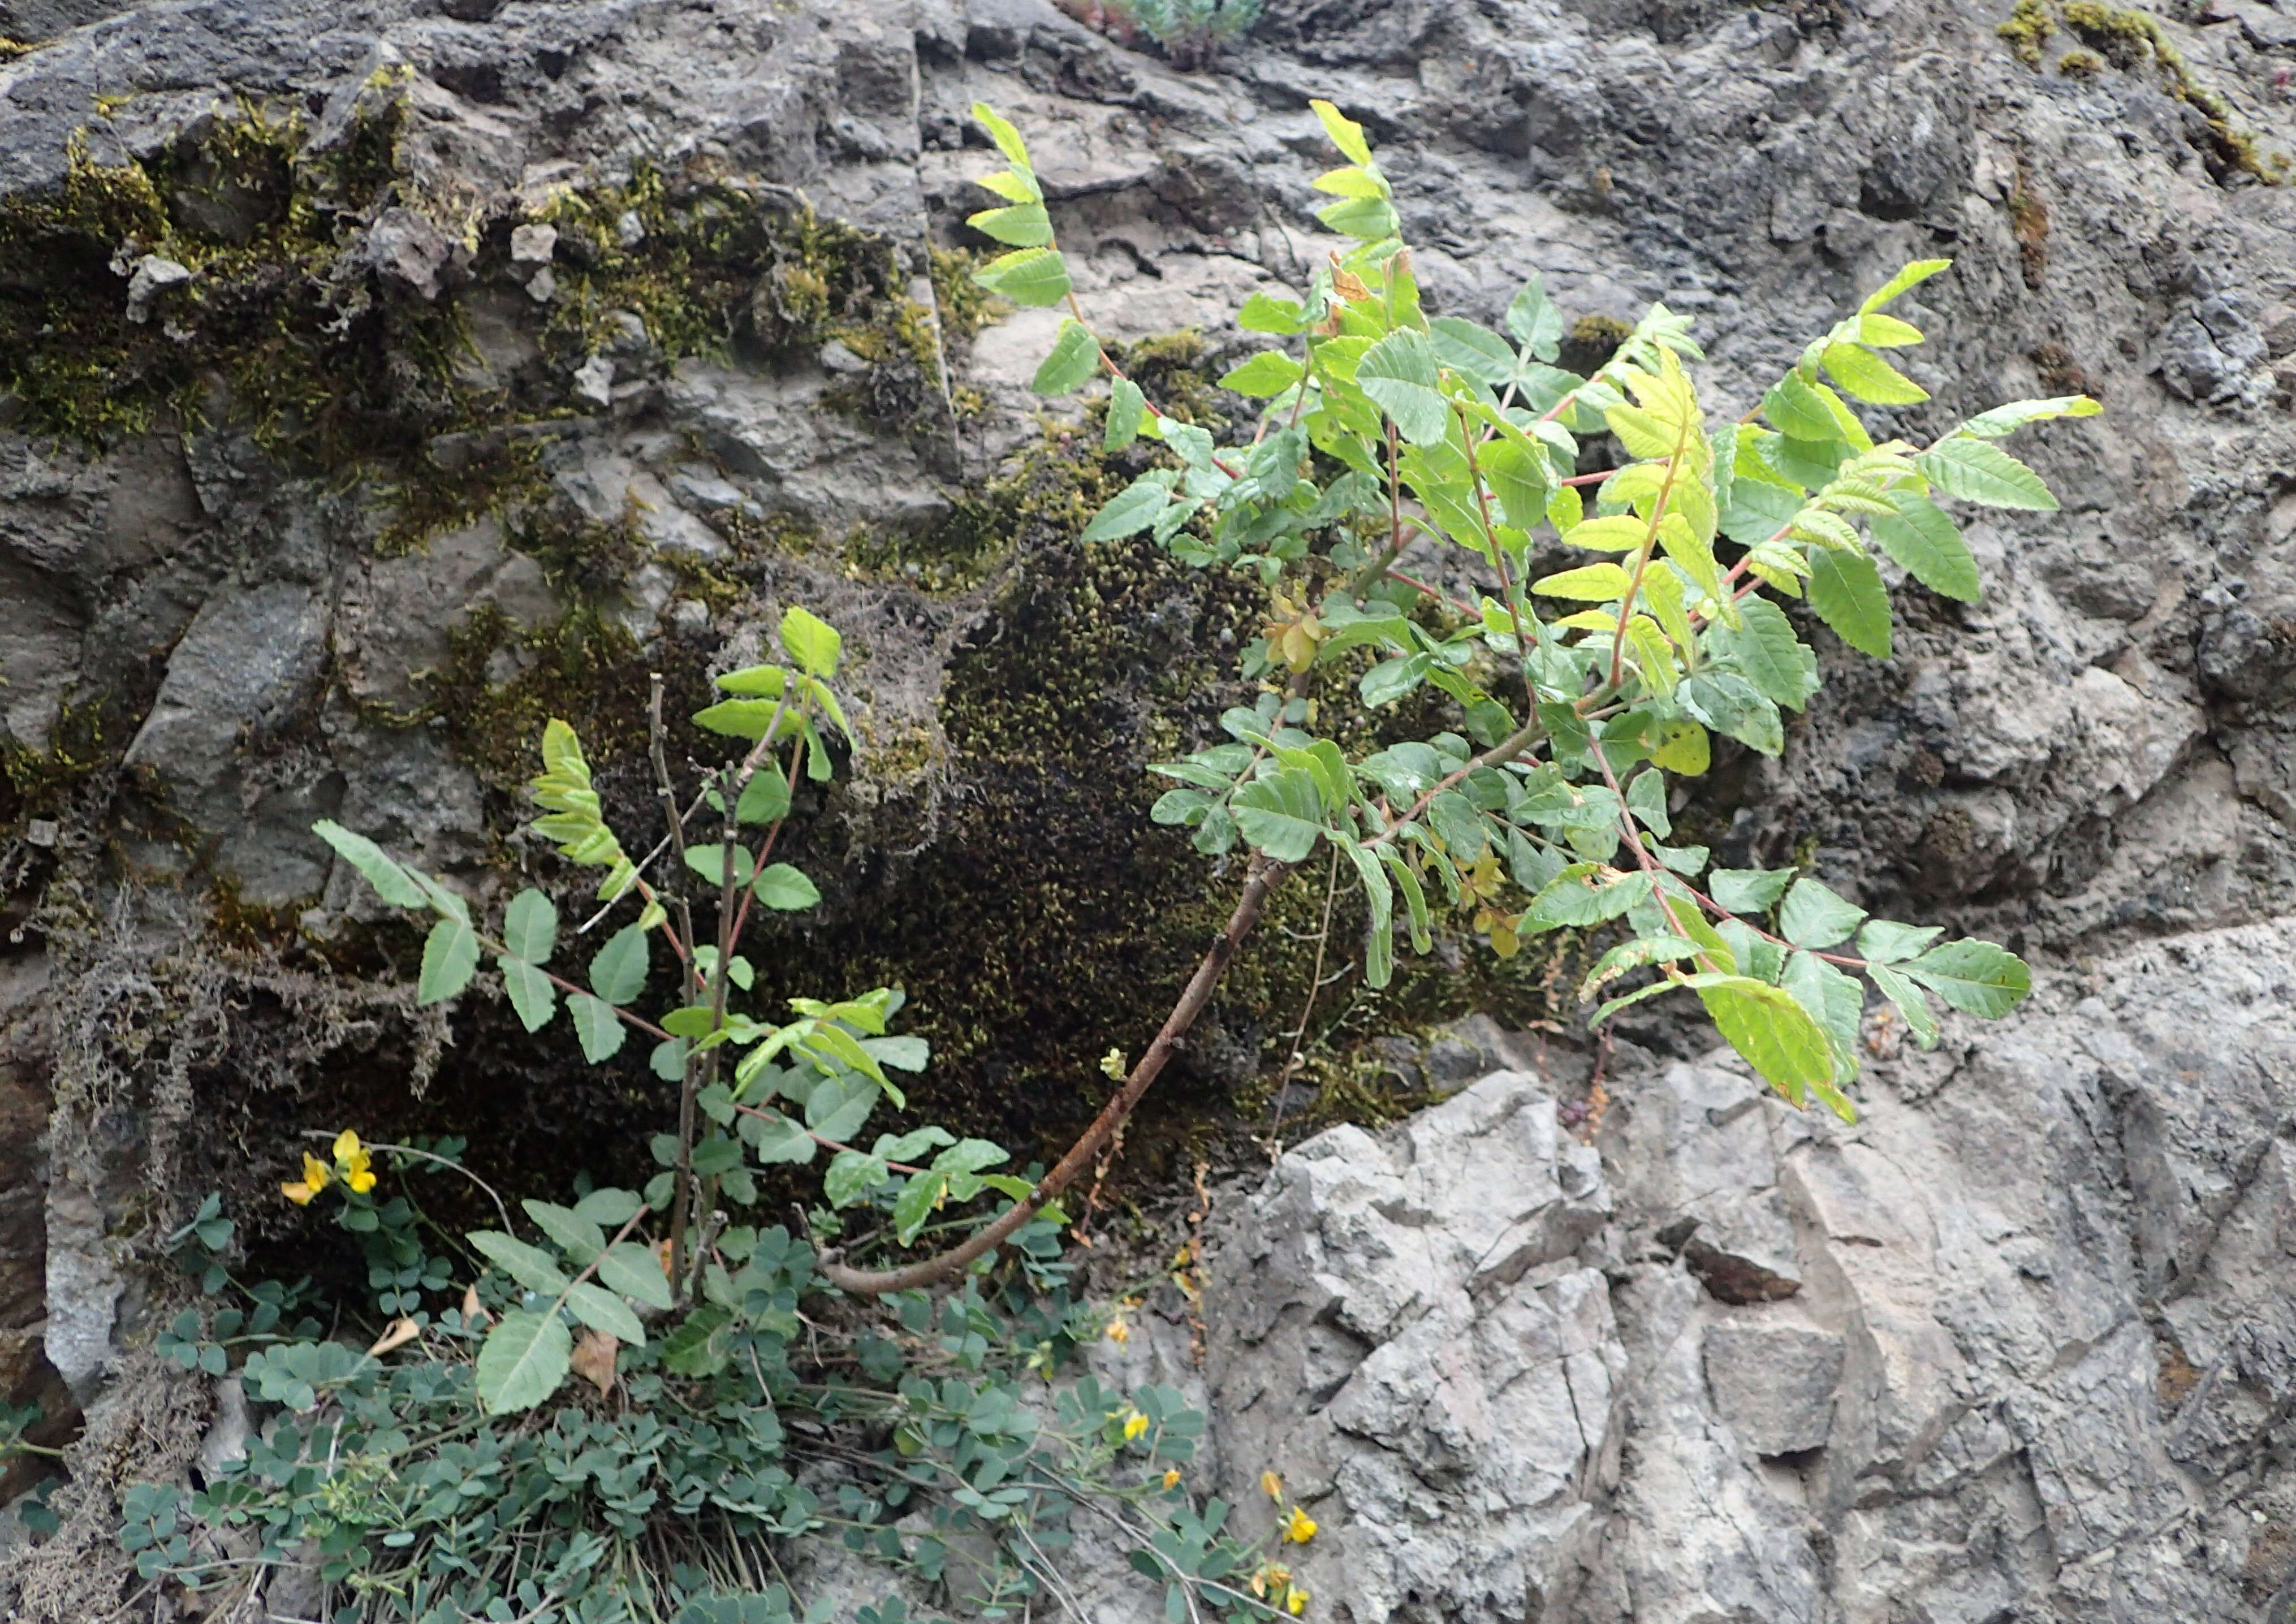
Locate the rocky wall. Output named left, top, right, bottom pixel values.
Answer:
left=1, top=0, right=2292, bottom=1613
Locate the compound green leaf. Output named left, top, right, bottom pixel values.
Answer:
left=892, top=1170, right=948, bottom=1243
left=1525, top=869, right=1653, bottom=929
left=1708, top=866, right=1795, bottom=913
left=572, top=1188, right=644, bottom=1226
left=596, top=1241, right=674, bottom=1310
left=1869, top=491, right=1980, bottom=602
left=418, top=917, right=480, bottom=1006
left=1219, top=351, right=1305, bottom=398
left=1238, top=292, right=1304, bottom=334
left=1782, top=949, right=1863, bottom=1102
left=563, top=1282, right=645, bottom=1346
left=825, top=1150, right=890, bottom=1210
left=692, top=698, right=789, bottom=740
left=475, top=1310, right=570, bottom=1415
left=590, top=924, right=649, bottom=1005
left=1428, top=317, right=1516, bottom=385
left=1318, top=194, right=1400, bottom=241
left=1083, top=471, right=1177, bottom=542
left=780, top=606, right=842, bottom=677
left=502, top=959, right=556, bottom=1033
left=737, top=771, right=793, bottom=826
left=1105, top=377, right=1149, bottom=450
left=972, top=102, right=1033, bottom=167
left=1714, top=596, right=1819, bottom=711
left=752, top=863, right=821, bottom=912
left=312, top=820, right=430, bottom=909
left=1901, top=939, right=2030, bottom=1017
left=1650, top=719, right=1710, bottom=776
left=1856, top=919, right=1943, bottom=963
left=972, top=247, right=1071, bottom=308
left=1697, top=977, right=1835, bottom=1104
left=1033, top=318, right=1103, bottom=396
left=569, top=994, right=627, bottom=1063
left=1506, top=275, right=1563, bottom=361
left=1915, top=438, right=2058, bottom=511
left=1232, top=770, right=1327, bottom=863
left=1482, top=438, right=1550, bottom=530
left=1561, top=515, right=1648, bottom=552
left=469, top=1232, right=571, bottom=1295
left=1858, top=258, right=1950, bottom=314
left=684, top=844, right=757, bottom=889
left=1533, top=563, right=1634, bottom=600
left=1310, top=98, right=1374, bottom=166
left=502, top=889, right=558, bottom=964
left=1763, top=372, right=1838, bottom=441
left=1807, top=547, right=1892, bottom=658
left=967, top=201, right=1053, bottom=247
left=1950, top=395, right=2098, bottom=439
left=1778, top=876, right=1866, bottom=949
left=1867, top=961, right=1939, bottom=1047
left=1820, top=342, right=1928, bottom=404
left=521, top=1199, right=605, bottom=1264
left=1357, top=330, right=1450, bottom=447
left=1678, top=673, right=1783, bottom=756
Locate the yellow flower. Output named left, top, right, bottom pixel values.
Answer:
left=333, top=1131, right=378, bottom=1194
left=1261, top=1470, right=1284, bottom=1502
left=1284, top=1505, right=1318, bottom=1544
left=1161, top=1468, right=1181, bottom=1489
left=283, top=1152, right=333, bottom=1204
left=1122, top=1411, right=1149, bottom=1441
left=1105, top=1315, right=1132, bottom=1345
left=1287, top=1586, right=1309, bottom=1616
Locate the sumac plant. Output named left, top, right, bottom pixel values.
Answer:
left=97, top=93, right=2094, bottom=1624
left=317, top=97, right=2087, bottom=1336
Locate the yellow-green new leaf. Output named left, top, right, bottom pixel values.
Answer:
left=1698, top=977, right=1836, bottom=1104
left=1533, top=563, right=1635, bottom=600
left=1858, top=258, right=1950, bottom=314
left=971, top=247, right=1071, bottom=308
left=1562, top=515, right=1650, bottom=552
left=972, top=102, right=1033, bottom=167
left=779, top=606, right=841, bottom=677
left=1312, top=166, right=1386, bottom=198
left=1820, top=342, right=1928, bottom=405
left=1310, top=98, right=1374, bottom=166
left=968, top=201, right=1053, bottom=247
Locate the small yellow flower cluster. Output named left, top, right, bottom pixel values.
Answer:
left=1249, top=1563, right=1310, bottom=1616
left=1284, top=1505, right=1318, bottom=1544
left=282, top=1130, right=378, bottom=1206
left=1122, top=1410, right=1150, bottom=1441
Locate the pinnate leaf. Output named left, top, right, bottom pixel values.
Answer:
left=1698, top=977, right=1836, bottom=1104
left=475, top=1310, right=570, bottom=1414
left=418, top=917, right=480, bottom=1005
left=1901, top=939, right=2030, bottom=1017
left=1778, top=876, right=1866, bottom=949
left=1806, top=548, right=1892, bottom=659
left=1915, top=438, right=2058, bottom=511
left=1033, top=318, right=1102, bottom=396
left=313, top=820, right=430, bottom=909
left=563, top=1282, right=645, bottom=1346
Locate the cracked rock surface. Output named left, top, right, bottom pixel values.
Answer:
left=1207, top=917, right=2296, bottom=1623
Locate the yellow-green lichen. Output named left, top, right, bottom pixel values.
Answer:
left=1999, top=0, right=2286, bottom=184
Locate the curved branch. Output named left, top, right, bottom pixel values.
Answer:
left=817, top=857, right=1292, bottom=1295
